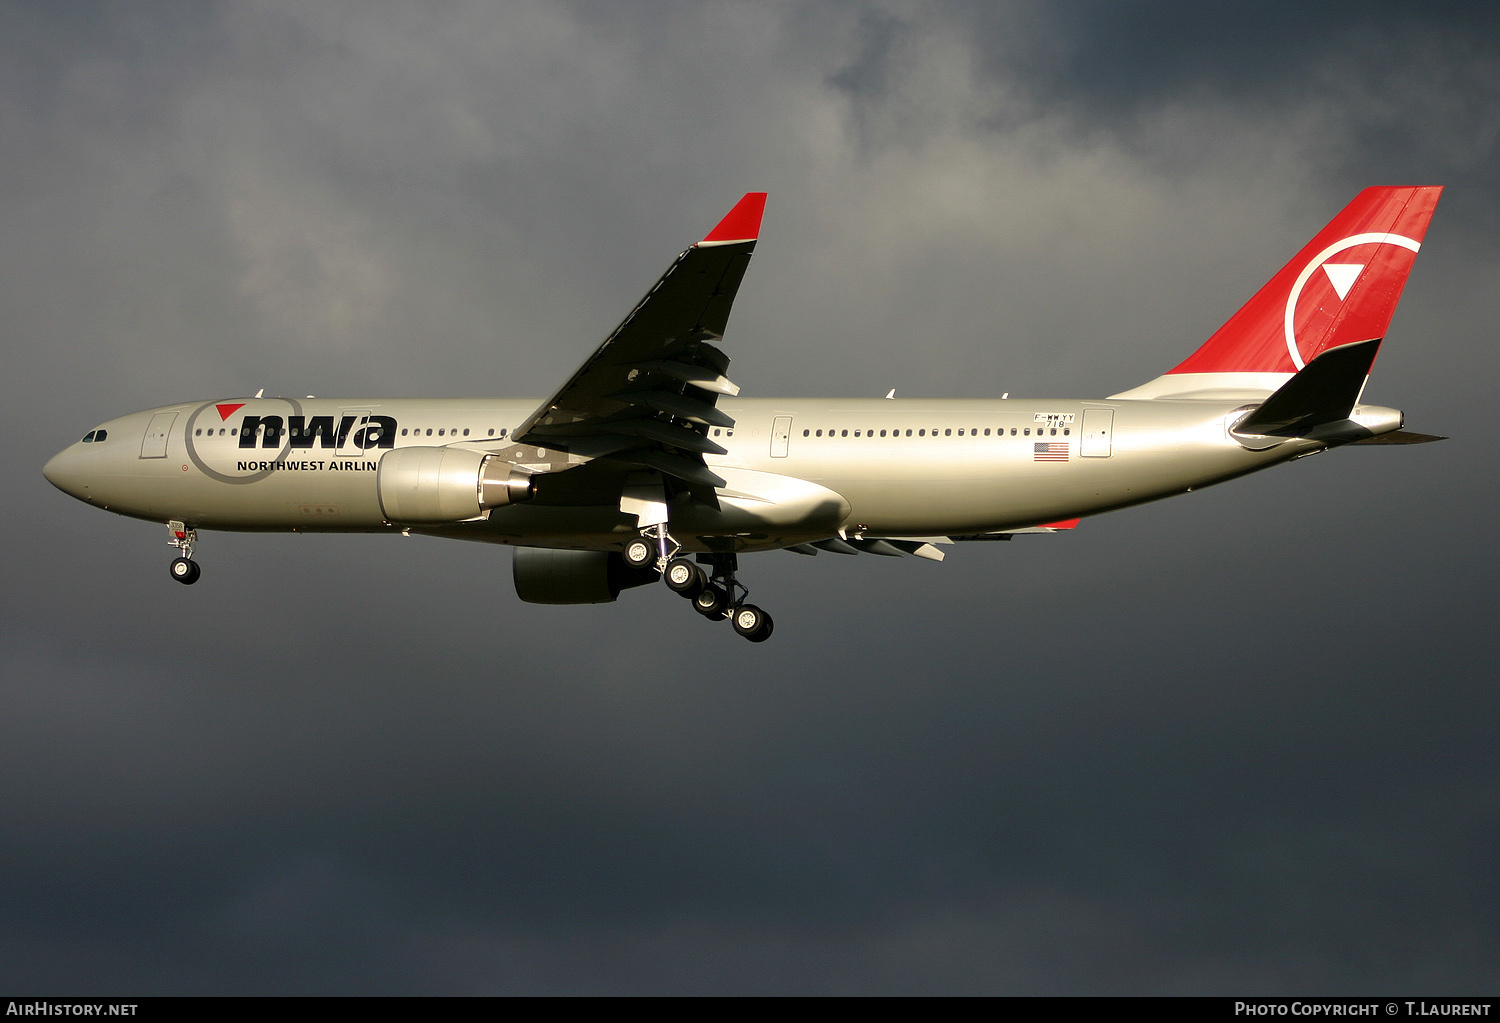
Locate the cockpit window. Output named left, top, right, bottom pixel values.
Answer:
left=82, top=431, right=95, bottom=443
left=94, top=429, right=107, bottom=442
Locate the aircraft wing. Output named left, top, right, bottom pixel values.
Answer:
left=511, top=193, right=767, bottom=491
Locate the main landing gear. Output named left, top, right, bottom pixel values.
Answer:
left=668, top=553, right=773, bottom=642
left=626, top=532, right=774, bottom=642
left=167, top=520, right=201, bottom=585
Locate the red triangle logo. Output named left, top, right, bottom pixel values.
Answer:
left=216, top=403, right=246, bottom=421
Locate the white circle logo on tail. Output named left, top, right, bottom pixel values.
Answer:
left=1283, top=233, right=1420, bottom=369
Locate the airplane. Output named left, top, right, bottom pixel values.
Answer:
left=43, top=187, right=1444, bottom=642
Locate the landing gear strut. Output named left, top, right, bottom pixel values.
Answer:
left=637, top=522, right=681, bottom=571
left=671, top=549, right=773, bottom=642
left=167, top=520, right=201, bottom=585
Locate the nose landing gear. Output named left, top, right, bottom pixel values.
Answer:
left=167, top=520, right=201, bottom=585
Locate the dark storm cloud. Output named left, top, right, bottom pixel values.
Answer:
left=1027, top=3, right=1500, bottom=226
left=827, top=3, right=1500, bottom=237
left=1008, top=2, right=1500, bottom=103
left=1, top=0, right=1497, bottom=994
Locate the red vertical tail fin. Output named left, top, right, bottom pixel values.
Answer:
left=1112, top=186, right=1441, bottom=400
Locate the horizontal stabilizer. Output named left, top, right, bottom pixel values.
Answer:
left=1232, top=338, right=1381, bottom=438
left=1350, top=430, right=1447, bottom=445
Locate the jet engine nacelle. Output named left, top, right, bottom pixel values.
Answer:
left=376, top=446, right=533, bottom=524
left=512, top=547, right=658, bottom=604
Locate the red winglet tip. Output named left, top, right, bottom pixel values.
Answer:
left=701, top=192, right=767, bottom=243
left=1040, top=518, right=1080, bottom=530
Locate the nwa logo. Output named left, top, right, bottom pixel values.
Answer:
left=185, top=399, right=397, bottom=486
left=1283, top=232, right=1420, bottom=369
left=237, top=413, right=396, bottom=449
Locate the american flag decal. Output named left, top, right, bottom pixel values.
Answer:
left=1034, top=442, right=1069, bottom=462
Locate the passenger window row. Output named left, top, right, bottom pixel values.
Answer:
left=799, top=427, right=1070, bottom=438
left=397, top=428, right=509, bottom=438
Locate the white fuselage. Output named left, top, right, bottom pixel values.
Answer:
left=41, top=395, right=1403, bottom=552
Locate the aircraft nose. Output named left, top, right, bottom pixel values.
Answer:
left=43, top=445, right=88, bottom=499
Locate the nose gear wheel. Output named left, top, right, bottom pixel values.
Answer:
left=166, top=521, right=201, bottom=585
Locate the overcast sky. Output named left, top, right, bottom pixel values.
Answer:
left=2, top=1, right=1497, bottom=994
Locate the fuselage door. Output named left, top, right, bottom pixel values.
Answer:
left=337, top=409, right=373, bottom=458
left=1081, top=408, right=1114, bottom=458
left=140, top=411, right=177, bottom=459
left=770, top=416, right=793, bottom=458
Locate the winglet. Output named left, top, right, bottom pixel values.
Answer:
left=699, top=192, right=767, bottom=246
